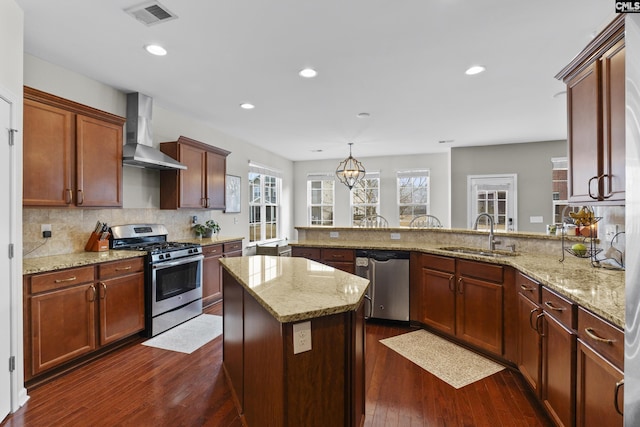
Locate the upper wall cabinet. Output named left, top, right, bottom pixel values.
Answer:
left=556, top=15, right=625, bottom=204
left=159, top=136, right=230, bottom=210
left=23, top=87, right=125, bottom=208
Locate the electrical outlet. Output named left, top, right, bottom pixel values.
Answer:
left=41, top=224, right=51, bottom=232
left=604, top=224, right=619, bottom=240
left=293, top=321, right=312, bottom=354
left=390, top=233, right=401, bottom=240
left=233, top=217, right=238, bottom=224
left=329, top=231, right=339, bottom=238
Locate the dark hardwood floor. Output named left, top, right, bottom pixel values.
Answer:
left=2, top=303, right=552, bottom=427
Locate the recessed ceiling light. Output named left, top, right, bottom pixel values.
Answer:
left=357, top=112, right=370, bottom=118
left=299, top=68, right=318, bottom=78
left=438, top=139, right=455, bottom=144
left=240, top=103, right=255, bottom=110
left=311, top=149, right=323, bottom=153
left=465, top=65, right=485, bottom=75
left=144, top=44, right=167, bottom=56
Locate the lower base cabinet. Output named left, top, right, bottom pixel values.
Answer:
left=202, top=240, right=243, bottom=307
left=516, top=275, right=542, bottom=396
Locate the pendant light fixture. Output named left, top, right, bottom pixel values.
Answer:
left=336, top=143, right=366, bottom=190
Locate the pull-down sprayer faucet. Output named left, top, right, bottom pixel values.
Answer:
left=473, top=213, right=501, bottom=251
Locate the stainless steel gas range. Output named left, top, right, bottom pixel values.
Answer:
left=109, top=224, right=203, bottom=337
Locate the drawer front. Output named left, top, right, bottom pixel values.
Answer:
left=291, top=247, right=321, bottom=260
left=321, top=248, right=355, bottom=262
left=420, top=253, right=456, bottom=273
left=98, top=257, right=145, bottom=280
left=517, top=272, right=541, bottom=303
left=223, top=241, right=242, bottom=253
left=30, top=266, right=95, bottom=294
left=457, top=259, right=503, bottom=283
left=542, top=287, right=576, bottom=329
left=203, top=244, right=223, bottom=257
left=578, top=307, right=624, bottom=369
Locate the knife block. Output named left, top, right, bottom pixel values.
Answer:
left=85, top=232, right=110, bottom=252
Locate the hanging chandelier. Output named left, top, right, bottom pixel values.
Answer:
left=336, top=143, right=366, bottom=190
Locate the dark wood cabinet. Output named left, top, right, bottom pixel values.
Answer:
left=415, top=253, right=504, bottom=356
left=540, top=287, right=577, bottom=427
left=24, top=258, right=145, bottom=383
left=159, top=136, right=230, bottom=209
left=576, top=307, right=624, bottom=427
left=23, top=86, right=124, bottom=208
left=97, top=258, right=145, bottom=346
left=556, top=15, right=625, bottom=204
left=516, top=273, right=542, bottom=397
left=291, top=246, right=355, bottom=273
left=202, top=240, right=243, bottom=307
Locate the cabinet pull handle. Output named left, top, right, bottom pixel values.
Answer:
left=529, top=307, right=540, bottom=331
left=448, top=275, right=455, bottom=292
left=88, top=284, right=96, bottom=302
left=77, top=189, right=84, bottom=205
left=588, top=175, right=599, bottom=200
left=332, top=254, right=343, bottom=259
left=115, top=266, right=132, bottom=271
left=520, top=284, right=535, bottom=292
left=457, top=277, right=464, bottom=294
left=600, top=174, right=613, bottom=199
left=535, top=312, right=545, bottom=337
left=544, top=301, right=566, bottom=312
left=614, top=379, right=624, bottom=415
left=65, top=188, right=73, bottom=204
left=584, top=327, right=616, bottom=344
left=100, top=282, right=107, bottom=299
left=54, top=276, right=77, bottom=283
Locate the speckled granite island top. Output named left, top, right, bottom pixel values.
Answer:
left=219, top=255, right=370, bottom=323
left=291, top=240, right=625, bottom=329
left=23, top=250, right=146, bottom=275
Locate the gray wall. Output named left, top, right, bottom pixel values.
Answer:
left=451, top=140, right=566, bottom=232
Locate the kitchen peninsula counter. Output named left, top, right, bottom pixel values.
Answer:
left=290, top=235, right=625, bottom=329
left=219, top=255, right=368, bottom=427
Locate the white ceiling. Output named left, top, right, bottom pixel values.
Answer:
left=16, top=0, right=613, bottom=161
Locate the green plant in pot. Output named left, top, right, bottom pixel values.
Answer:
left=193, top=219, right=221, bottom=238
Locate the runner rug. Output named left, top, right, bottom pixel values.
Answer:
left=142, top=314, right=222, bottom=354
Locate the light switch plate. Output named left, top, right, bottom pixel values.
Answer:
left=329, top=231, right=339, bottom=238
left=529, top=216, right=543, bottom=223
left=390, top=233, right=401, bottom=240
left=293, top=321, right=312, bottom=354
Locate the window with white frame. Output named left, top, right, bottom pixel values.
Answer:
left=307, top=174, right=335, bottom=226
left=248, top=162, right=281, bottom=243
left=351, top=172, right=380, bottom=226
left=397, top=170, right=430, bottom=227
left=467, top=174, right=517, bottom=232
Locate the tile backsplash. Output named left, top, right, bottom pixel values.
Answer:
left=23, top=208, right=223, bottom=259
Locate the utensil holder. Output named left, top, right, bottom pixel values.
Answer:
left=85, top=232, right=110, bottom=252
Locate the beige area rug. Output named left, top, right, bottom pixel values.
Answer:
left=380, top=329, right=504, bottom=389
left=142, top=314, right=222, bottom=354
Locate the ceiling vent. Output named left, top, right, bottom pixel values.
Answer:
left=125, top=1, right=177, bottom=26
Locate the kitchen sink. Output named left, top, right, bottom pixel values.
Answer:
left=438, top=246, right=519, bottom=258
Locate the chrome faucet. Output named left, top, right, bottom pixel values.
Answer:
left=473, top=213, right=501, bottom=250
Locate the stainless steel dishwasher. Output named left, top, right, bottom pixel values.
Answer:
left=355, top=250, right=410, bottom=322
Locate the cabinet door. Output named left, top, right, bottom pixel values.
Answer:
left=203, top=244, right=223, bottom=306
left=541, top=313, right=576, bottom=427
left=456, top=276, right=503, bottom=355
left=98, top=273, right=144, bottom=346
left=206, top=151, right=226, bottom=209
left=566, top=61, right=601, bottom=203
left=179, top=143, right=206, bottom=208
left=576, top=340, right=624, bottom=427
left=420, top=268, right=456, bottom=335
left=517, top=292, right=542, bottom=396
left=23, top=99, right=74, bottom=207
left=30, top=284, right=97, bottom=375
left=601, top=41, right=625, bottom=202
left=76, top=115, right=123, bottom=207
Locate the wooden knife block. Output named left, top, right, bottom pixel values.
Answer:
left=85, top=232, right=110, bottom=252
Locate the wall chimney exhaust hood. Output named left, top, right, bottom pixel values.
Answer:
left=122, top=92, right=187, bottom=170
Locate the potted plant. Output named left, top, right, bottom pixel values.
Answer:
left=193, top=219, right=221, bottom=238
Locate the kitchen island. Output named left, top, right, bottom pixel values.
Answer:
left=219, top=255, right=369, bottom=427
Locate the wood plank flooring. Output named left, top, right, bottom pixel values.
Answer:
left=2, top=303, right=552, bottom=427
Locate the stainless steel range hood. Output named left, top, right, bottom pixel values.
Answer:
left=123, top=92, right=187, bottom=170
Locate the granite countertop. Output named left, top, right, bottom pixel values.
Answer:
left=220, top=255, right=370, bottom=323
left=290, top=240, right=626, bottom=329
left=176, top=236, right=244, bottom=245
left=23, top=250, right=146, bottom=275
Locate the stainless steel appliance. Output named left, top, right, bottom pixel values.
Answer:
left=355, top=250, right=410, bottom=322
left=110, top=224, right=203, bottom=337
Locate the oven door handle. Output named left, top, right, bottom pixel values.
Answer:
left=152, top=254, right=204, bottom=269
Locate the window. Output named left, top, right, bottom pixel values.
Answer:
left=467, top=174, right=517, bottom=231
left=249, top=162, right=281, bottom=243
left=397, top=170, right=430, bottom=227
left=307, top=174, right=335, bottom=226
left=551, top=157, right=569, bottom=224
left=351, top=172, right=380, bottom=226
